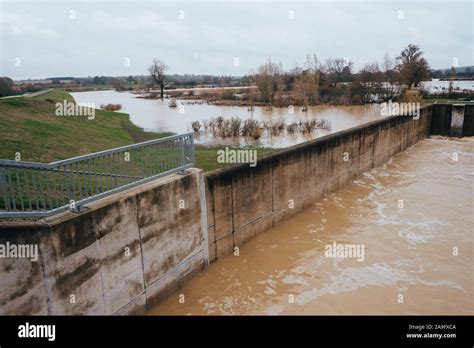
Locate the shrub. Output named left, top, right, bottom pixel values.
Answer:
left=301, top=119, right=317, bottom=133
left=230, top=117, right=242, bottom=136
left=100, top=104, right=122, bottom=111
left=286, top=122, right=298, bottom=134
left=398, top=88, right=422, bottom=104
left=221, top=89, right=235, bottom=100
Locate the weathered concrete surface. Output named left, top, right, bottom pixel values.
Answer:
left=0, top=228, right=47, bottom=315
left=205, top=107, right=433, bottom=262
left=0, top=169, right=208, bottom=315
left=450, top=104, right=465, bottom=137
left=430, top=104, right=452, bottom=135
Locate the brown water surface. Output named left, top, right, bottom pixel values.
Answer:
left=71, top=90, right=381, bottom=147
left=150, top=137, right=474, bottom=315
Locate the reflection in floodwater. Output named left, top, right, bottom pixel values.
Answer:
left=150, top=137, right=474, bottom=315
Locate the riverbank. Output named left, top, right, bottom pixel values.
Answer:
left=0, top=90, right=278, bottom=170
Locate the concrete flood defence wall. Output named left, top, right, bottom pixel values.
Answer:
left=205, top=103, right=473, bottom=262
left=0, top=169, right=209, bottom=315
left=1, top=104, right=472, bottom=314
left=206, top=107, right=431, bottom=261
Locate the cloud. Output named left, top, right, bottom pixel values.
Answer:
left=0, top=0, right=472, bottom=79
left=1, top=13, right=58, bottom=37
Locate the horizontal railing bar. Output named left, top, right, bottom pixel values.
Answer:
left=0, top=160, right=50, bottom=169
left=55, top=168, right=145, bottom=180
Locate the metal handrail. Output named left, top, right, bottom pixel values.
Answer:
left=0, top=133, right=194, bottom=218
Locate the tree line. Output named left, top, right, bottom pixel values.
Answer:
left=1, top=44, right=471, bottom=101
left=144, top=44, right=435, bottom=106
left=240, top=44, right=432, bottom=107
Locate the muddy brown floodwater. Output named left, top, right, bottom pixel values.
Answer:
left=72, top=90, right=382, bottom=147
left=150, top=137, right=474, bottom=315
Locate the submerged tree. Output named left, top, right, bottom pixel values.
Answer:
left=380, top=53, right=400, bottom=100
left=148, top=59, right=168, bottom=98
left=294, top=54, right=321, bottom=108
left=255, top=58, right=283, bottom=105
left=350, top=62, right=381, bottom=104
left=325, top=58, right=354, bottom=87
left=246, top=69, right=257, bottom=111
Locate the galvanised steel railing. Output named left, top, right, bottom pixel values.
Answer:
left=0, top=133, right=194, bottom=218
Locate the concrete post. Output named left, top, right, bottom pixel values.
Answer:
left=451, top=104, right=465, bottom=137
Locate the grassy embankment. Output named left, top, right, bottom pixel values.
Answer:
left=0, top=90, right=277, bottom=172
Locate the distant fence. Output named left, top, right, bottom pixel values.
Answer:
left=0, top=133, right=194, bottom=218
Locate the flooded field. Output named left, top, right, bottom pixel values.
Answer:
left=150, top=137, right=474, bottom=315
left=421, top=79, right=474, bottom=94
left=71, top=90, right=382, bottom=147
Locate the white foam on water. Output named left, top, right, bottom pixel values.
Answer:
left=264, top=304, right=285, bottom=315
left=294, top=261, right=465, bottom=306
left=264, top=287, right=276, bottom=295
left=281, top=274, right=308, bottom=286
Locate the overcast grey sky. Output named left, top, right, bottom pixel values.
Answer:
left=1, top=0, right=472, bottom=80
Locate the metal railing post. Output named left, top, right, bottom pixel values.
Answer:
left=178, top=136, right=186, bottom=174
left=0, top=167, right=10, bottom=211
left=189, top=134, right=195, bottom=164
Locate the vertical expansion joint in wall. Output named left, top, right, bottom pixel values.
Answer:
left=450, top=104, right=465, bottom=138
left=405, top=118, right=410, bottom=148
left=198, top=172, right=210, bottom=266
left=231, top=177, right=235, bottom=246
left=134, top=195, right=148, bottom=312
left=37, top=229, right=52, bottom=315
left=210, top=182, right=217, bottom=244
left=371, top=130, right=376, bottom=170
left=97, top=238, right=107, bottom=314
left=231, top=181, right=234, bottom=232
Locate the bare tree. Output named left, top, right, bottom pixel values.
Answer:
left=356, top=62, right=381, bottom=103
left=326, top=58, right=353, bottom=87
left=294, top=71, right=309, bottom=108
left=255, top=58, right=283, bottom=106
left=380, top=53, right=400, bottom=100
left=246, top=69, right=257, bottom=111
left=148, top=59, right=168, bottom=98
left=382, top=54, right=394, bottom=73
left=396, top=44, right=429, bottom=89
left=297, top=53, right=321, bottom=109
left=274, top=71, right=286, bottom=107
